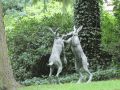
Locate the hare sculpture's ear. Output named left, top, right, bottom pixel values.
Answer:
left=77, top=25, right=83, bottom=33
left=55, top=27, right=60, bottom=35
left=73, top=25, right=77, bottom=32
left=48, top=27, right=60, bottom=36
left=48, top=27, right=56, bottom=35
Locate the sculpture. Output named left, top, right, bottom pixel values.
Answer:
left=48, top=27, right=67, bottom=84
left=64, top=26, right=93, bottom=83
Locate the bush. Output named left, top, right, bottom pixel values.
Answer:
left=7, top=13, right=73, bottom=81
left=21, top=68, right=120, bottom=86
left=93, top=67, right=120, bottom=81
left=2, top=0, right=24, bottom=12
left=21, top=77, right=49, bottom=86
left=5, top=1, right=74, bottom=81
left=101, top=11, right=120, bottom=67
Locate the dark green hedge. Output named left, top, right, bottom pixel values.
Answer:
left=21, top=68, right=120, bottom=86
left=7, top=13, right=73, bottom=81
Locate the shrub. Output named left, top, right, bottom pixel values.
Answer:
left=2, top=0, right=24, bottom=12
left=21, top=68, right=120, bottom=86
left=93, top=67, right=120, bottom=81
left=5, top=1, right=74, bottom=81
left=7, top=13, right=73, bottom=81
left=101, top=11, right=120, bottom=67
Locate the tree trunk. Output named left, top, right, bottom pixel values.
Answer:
left=0, top=2, right=19, bottom=90
left=74, top=0, right=102, bottom=69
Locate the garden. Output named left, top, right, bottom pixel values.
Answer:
left=0, top=0, right=120, bottom=90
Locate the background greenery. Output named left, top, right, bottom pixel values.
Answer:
left=2, top=0, right=120, bottom=85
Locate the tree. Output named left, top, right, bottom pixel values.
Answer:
left=0, top=2, right=19, bottom=90
left=74, top=0, right=105, bottom=69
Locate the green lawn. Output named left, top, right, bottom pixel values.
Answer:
left=19, top=80, right=120, bottom=90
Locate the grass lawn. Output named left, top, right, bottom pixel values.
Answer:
left=18, top=80, right=120, bottom=90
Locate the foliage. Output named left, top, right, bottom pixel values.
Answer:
left=2, top=0, right=74, bottom=14
left=114, top=0, right=120, bottom=20
left=112, top=0, right=120, bottom=65
left=6, top=9, right=73, bottom=80
left=101, top=11, right=120, bottom=66
left=21, top=77, right=49, bottom=86
left=1, top=0, right=24, bottom=12
left=74, top=0, right=106, bottom=70
left=93, top=67, right=120, bottom=81
left=5, top=0, right=120, bottom=81
left=20, top=68, right=120, bottom=86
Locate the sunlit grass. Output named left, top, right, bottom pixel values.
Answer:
left=18, top=80, right=120, bottom=90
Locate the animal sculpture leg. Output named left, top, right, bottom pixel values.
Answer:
left=82, top=55, right=93, bottom=83
left=55, top=63, right=62, bottom=84
left=48, top=67, right=54, bottom=84
left=75, top=60, right=83, bottom=83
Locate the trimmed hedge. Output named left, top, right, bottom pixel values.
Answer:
left=21, top=68, right=120, bottom=86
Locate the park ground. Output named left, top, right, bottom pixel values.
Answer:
left=19, top=80, right=120, bottom=90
